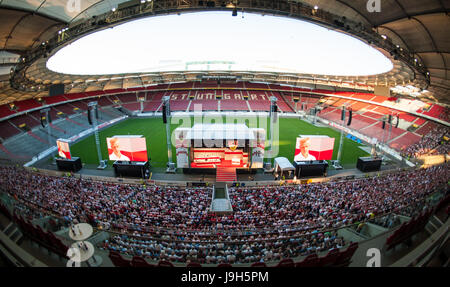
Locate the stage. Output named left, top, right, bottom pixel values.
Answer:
left=32, top=155, right=407, bottom=185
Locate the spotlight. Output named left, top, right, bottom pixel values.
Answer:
left=314, top=5, right=319, bottom=10
left=232, top=7, right=237, bottom=16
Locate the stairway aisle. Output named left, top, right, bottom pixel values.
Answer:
left=216, top=167, right=237, bottom=182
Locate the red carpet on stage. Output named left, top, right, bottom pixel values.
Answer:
left=216, top=167, right=237, bottom=182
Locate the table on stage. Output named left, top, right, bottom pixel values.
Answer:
left=68, top=223, right=103, bottom=267
left=69, top=241, right=103, bottom=267
left=69, top=223, right=93, bottom=241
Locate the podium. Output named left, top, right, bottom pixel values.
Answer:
left=357, top=157, right=382, bottom=172
left=56, top=157, right=82, bottom=172
left=293, top=160, right=328, bottom=178
left=113, top=161, right=150, bottom=178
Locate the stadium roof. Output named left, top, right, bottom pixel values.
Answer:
left=0, top=0, right=448, bottom=103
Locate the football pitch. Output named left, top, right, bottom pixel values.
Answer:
left=70, top=116, right=370, bottom=169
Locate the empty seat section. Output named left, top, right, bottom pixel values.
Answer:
left=64, top=92, right=87, bottom=101
left=84, top=91, right=105, bottom=97
left=122, top=102, right=140, bottom=111
left=413, top=118, right=426, bottom=126
left=117, top=93, right=138, bottom=103
left=190, top=100, right=217, bottom=111
left=362, top=111, right=383, bottom=119
left=244, top=82, right=269, bottom=89
left=190, top=90, right=217, bottom=111
left=247, top=91, right=270, bottom=111
left=220, top=82, right=244, bottom=88
left=43, top=95, right=68, bottom=105
left=349, top=101, right=370, bottom=111
left=0, top=121, right=21, bottom=139
left=0, top=104, right=17, bottom=119
left=3, top=132, right=50, bottom=157
left=95, top=96, right=114, bottom=107
left=319, top=109, right=341, bottom=122
left=359, top=122, right=389, bottom=142
left=52, top=103, right=77, bottom=115
left=389, top=133, right=422, bottom=150
left=170, top=100, right=189, bottom=111
left=149, top=91, right=166, bottom=102
left=14, top=99, right=41, bottom=112
left=9, top=114, right=40, bottom=129
left=248, top=100, right=270, bottom=111
left=70, top=101, right=89, bottom=111
left=397, top=113, right=417, bottom=122
left=220, top=90, right=248, bottom=111
left=371, top=95, right=388, bottom=103
left=142, top=101, right=162, bottom=112
left=193, top=81, right=218, bottom=88
left=270, top=91, right=294, bottom=112
left=348, top=114, right=377, bottom=130
left=103, top=88, right=126, bottom=94
left=169, top=82, right=194, bottom=89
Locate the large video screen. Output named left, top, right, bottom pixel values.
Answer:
left=294, top=136, right=335, bottom=161
left=107, top=136, right=148, bottom=162
left=56, top=139, right=71, bottom=159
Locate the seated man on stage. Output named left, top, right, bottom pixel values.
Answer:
left=294, top=137, right=316, bottom=161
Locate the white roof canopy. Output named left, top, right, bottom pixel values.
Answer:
left=274, top=157, right=295, bottom=171
left=187, top=124, right=254, bottom=141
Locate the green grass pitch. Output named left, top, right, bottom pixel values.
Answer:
left=70, top=116, right=370, bottom=170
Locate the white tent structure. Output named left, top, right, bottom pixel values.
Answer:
left=274, top=157, right=295, bottom=179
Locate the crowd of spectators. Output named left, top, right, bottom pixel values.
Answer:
left=403, top=125, right=449, bottom=158
left=0, top=163, right=448, bottom=263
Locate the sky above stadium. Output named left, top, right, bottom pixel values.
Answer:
left=47, top=11, right=393, bottom=76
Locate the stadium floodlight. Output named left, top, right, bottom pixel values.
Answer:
left=162, top=96, right=176, bottom=173
left=88, top=101, right=107, bottom=169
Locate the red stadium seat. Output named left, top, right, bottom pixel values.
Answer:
left=109, top=250, right=131, bottom=267
left=157, top=260, right=174, bottom=267
left=318, top=249, right=340, bottom=267
left=131, top=256, right=155, bottom=267
left=295, top=253, right=318, bottom=267
left=251, top=262, right=267, bottom=267
left=276, top=258, right=294, bottom=267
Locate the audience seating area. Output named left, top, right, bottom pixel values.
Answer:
left=0, top=162, right=447, bottom=266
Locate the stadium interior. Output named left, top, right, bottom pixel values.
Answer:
left=0, top=0, right=449, bottom=269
